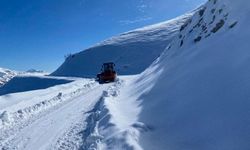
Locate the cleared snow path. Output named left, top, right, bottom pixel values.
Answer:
left=0, top=81, right=114, bottom=150
left=53, top=79, right=126, bottom=150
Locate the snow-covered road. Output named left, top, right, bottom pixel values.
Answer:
left=0, top=79, right=113, bottom=150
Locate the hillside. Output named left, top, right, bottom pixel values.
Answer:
left=126, top=0, right=250, bottom=149
left=51, top=13, right=193, bottom=77
left=0, top=68, right=17, bottom=87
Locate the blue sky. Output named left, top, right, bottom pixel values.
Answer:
left=0, top=0, right=206, bottom=72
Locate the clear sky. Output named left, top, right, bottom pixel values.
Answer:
left=0, top=0, right=206, bottom=72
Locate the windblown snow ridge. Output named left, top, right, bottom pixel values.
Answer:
left=68, top=79, right=144, bottom=150
left=80, top=80, right=125, bottom=150
left=133, top=0, right=250, bottom=149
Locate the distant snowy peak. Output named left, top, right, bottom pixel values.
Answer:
left=0, top=68, right=48, bottom=87
left=0, top=68, right=17, bottom=86
left=26, top=69, right=49, bottom=75
left=167, top=0, right=239, bottom=50
left=26, top=69, right=44, bottom=73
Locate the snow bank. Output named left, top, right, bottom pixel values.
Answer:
left=0, top=111, right=13, bottom=125
left=52, top=14, right=193, bottom=77
left=80, top=79, right=126, bottom=149
left=131, top=0, right=250, bottom=149
left=75, top=78, right=141, bottom=149
left=79, top=73, right=163, bottom=150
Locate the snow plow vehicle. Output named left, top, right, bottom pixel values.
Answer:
left=97, top=62, right=117, bottom=83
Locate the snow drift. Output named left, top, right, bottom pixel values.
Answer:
left=51, top=14, right=192, bottom=77
left=129, top=0, right=250, bottom=149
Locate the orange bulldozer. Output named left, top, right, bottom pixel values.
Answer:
left=96, top=62, right=117, bottom=83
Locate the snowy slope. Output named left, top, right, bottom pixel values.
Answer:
left=105, top=0, right=250, bottom=149
left=52, top=14, right=193, bottom=77
left=0, top=68, right=17, bottom=87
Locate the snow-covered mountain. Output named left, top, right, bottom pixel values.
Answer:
left=0, top=67, right=49, bottom=87
left=25, top=69, right=49, bottom=76
left=26, top=69, right=44, bottom=73
left=0, top=68, right=17, bottom=87
left=52, top=13, right=193, bottom=77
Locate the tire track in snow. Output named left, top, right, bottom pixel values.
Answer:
left=53, top=79, right=124, bottom=150
left=78, top=80, right=124, bottom=150
left=78, top=77, right=149, bottom=150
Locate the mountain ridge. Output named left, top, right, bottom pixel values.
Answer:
left=51, top=12, right=195, bottom=77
